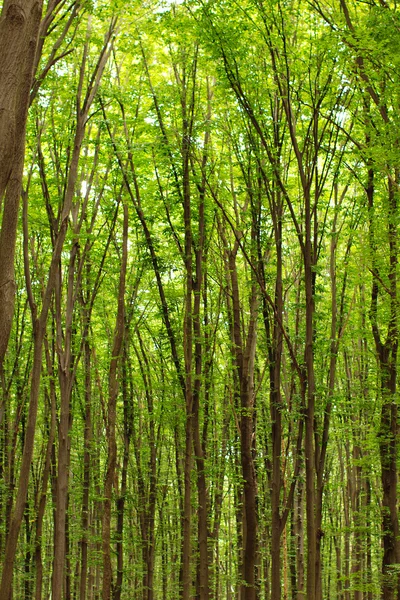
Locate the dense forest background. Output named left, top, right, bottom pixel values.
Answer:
left=0, top=0, right=399, bottom=599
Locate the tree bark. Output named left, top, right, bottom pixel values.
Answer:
left=228, top=246, right=258, bottom=600
left=79, top=335, right=92, bottom=600
left=34, top=337, right=56, bottom=600
left=51, top=240, right=78, bottom=600
left=0, top=0, right=43, bottom=366
left=102, top=201, right=128, bottom=600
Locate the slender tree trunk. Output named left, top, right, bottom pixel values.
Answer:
left=113, top=340, right=130, bottom=600
left=229, top=249, right=258, bottom=600
left=365, top=476, right=373, bottom=600
left=304, top=212, right=317, bottom=600
left=34, top=339, right=56, bottom=600
left=134, top=329, right=158, bottom=600
left=79, top=335, right=92, bottom=600
left=351, top=444, right=363, bottom=600
left=368, top=170, right=400, bottom=600
left=51, top=242, right=78, bottom=600
left=102, top=201, right=128, bottom=600
left=266, top=195, right=284, bottom=600
left=192, top=86, right=212, bottom=600
left=295, top=477, right=305, bottom=600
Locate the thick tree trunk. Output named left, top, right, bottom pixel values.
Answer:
left=0, top=0, right=43, bottom=366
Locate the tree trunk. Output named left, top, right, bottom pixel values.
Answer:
left=304, top=216, right=317, bottom=600
left=102, top=201, right=128, bottom=600
left=0, top=0, right=43, bottom=366
left=79, top=336, right=92, bottom=600
left=368, top=170, right=400, bottom=600
left=34, top=338, right=56, bottom=600
left=295, top=477, right=305, bottom=600
left=51, top=242, right=78, bottom=600
left=113, top=340, right=130, bottom=600
left=229, top=249, right=258, bottom=600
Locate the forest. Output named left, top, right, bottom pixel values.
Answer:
left=0, top=0, right=399, bottom=599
